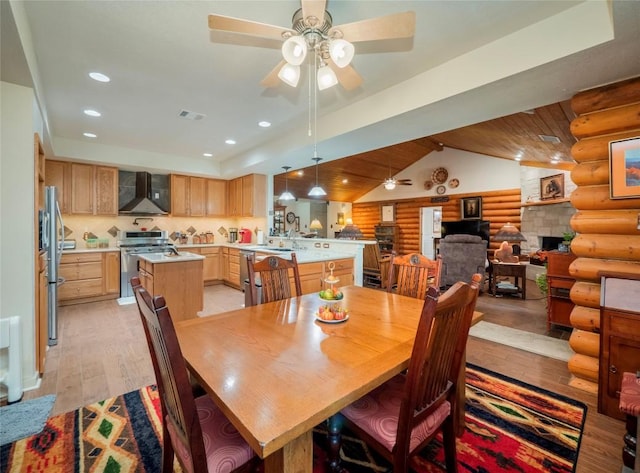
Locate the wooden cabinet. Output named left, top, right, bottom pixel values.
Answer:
left=139, top=257, right=204, bottom=321
left=227, top=174, right=266, bottom=217
left=598, top=274, right=640, bottom=420
left=299, top=262, right=324, bottom=295
left=188, top=247, right=221, bottom=283
left=221, top=247, right=230, bottom=282
left=46, top=161, right=117, bottom=215
left=59, top=251, right=120, bottom=304
left=273, top=206, right=285, bottom=235
left=35, top=134, right=48, bottom=373
left=323, top=258, right=354, bottom=290
left=171, top=174, right=206, bottom=217
left=374, top=224, right=399, bottom=254
left=37, top=253, right=47, bottom=374
left=227, top=247, right=241, bottom=288
left=45, top=159, right=71, bottom=213
left=206, top=179, right=227, bottom=217
left=546, top=251, right=576, bottom=330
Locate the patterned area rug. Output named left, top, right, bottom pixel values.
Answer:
left=0, top=364, right=586, bottom=473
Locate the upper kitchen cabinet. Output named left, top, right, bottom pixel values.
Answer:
left=45, top=160, right=118, bottom=216
left=171, top=174, right=205, bottom=217
left=206, top=179, right=227, bottom=217
left=227, top=174, right=267, bottom=217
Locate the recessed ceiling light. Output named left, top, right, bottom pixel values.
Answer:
left=88, top=72, right=110, bottom=83
left=258, top=121, right=271, bottom=128
left=225, top=139, right=236, bottom=145
left=297, top=170, right=304, bottom=176
left=83, top=132, right=97, bottom=138
left=83, top=109, right=101, bottom=117
left=550, top=157, right=560, bottom=164
left=514, top=156, right=522, bottom=162
left=342, top=178, right=348, bottom=184
left=203, top=153, right=213, bottom=157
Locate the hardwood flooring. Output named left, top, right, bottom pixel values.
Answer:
left=22, top=283, right=623, bottom=473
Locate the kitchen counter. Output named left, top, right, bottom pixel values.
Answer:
left=138, top=251, right=204, bottom=264
left=62, top=247, right=119, bottom=253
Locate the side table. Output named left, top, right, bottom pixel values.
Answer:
left=489, top=261, right=527, bottom=299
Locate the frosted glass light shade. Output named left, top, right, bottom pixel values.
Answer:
left=278, top=63, right=301, bottom=87
left=282, top=36, right=308, bottom=66
left=310, top=218, right=323, bottom=230
left=308, top=186, right=327, bottom=197
left=329, top=39, right=354, bottom=68
left=279, top=190, right=295, bottom=201
left=317, top=65, right=338, bottom=90
left=384, top=180, right=396, bottom=190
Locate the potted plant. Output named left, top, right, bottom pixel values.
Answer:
left=560, top=231, right=576, bottom=252
left=535, top=272, right=548, bottom=297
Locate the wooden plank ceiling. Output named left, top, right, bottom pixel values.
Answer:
left=274, top=101, right=577, bottom=203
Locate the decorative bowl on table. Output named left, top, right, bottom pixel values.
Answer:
left=319, top=288, right=344, bottom=300
left=315, top=304, right=349, bottom=323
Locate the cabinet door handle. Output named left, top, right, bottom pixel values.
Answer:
left=609, top=365, right=618, bottom=374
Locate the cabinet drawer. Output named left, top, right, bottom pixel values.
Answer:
left=61, top=252, right=101, bottom=263
left=607, top=311, right=640, bottom=336
left=59, top=278, right=103, bottom=300
left=60, top=262, right=102, bottom=281
left=199, top=246, right=219, bottom=255
left=328, top=259, right=353, bottom=272
left=299, top=262, right=323, bottom=276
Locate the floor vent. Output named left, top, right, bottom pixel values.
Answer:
left=178, top=109, right=206, bottom=121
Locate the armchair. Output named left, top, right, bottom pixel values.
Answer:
left=439, top=234, right=488, bottom=289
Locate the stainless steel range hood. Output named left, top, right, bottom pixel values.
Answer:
left=119, top=172, right=168, bottom=215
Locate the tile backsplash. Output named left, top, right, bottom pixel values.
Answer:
left=62, top=215, right=267, bottom=247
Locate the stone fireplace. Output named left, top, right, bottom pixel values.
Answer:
left=520, top=201, right=576, bottom=253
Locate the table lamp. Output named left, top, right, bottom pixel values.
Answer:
left=309, top=218, right=323, bottom=235
left=493, top=223, right=526, bottom=259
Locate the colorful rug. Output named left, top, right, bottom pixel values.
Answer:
left=0, top=364, right=587, bottom=473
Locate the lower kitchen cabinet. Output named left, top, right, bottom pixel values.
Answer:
left=323, top=258, right=354, bottom=289
left=59, top=250, right=120, bottom=305
left=188, top=247, right=221, bottom=284
left=226, top=247, right=240, bottom=288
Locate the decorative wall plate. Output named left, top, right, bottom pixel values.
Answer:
left=436, top=185, right=446, bottom=195
left=424, top=180, right=434, bottom=190
left=432, top=167, right=449, bottom=184
left=448, top=178, right=459, bottom=188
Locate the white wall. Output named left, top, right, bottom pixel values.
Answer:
left=1, top=81, right=40, bottom=391
left=356, top=147, right=521, bottom=203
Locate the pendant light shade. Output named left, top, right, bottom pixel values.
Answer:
left=329, top=39, right=355, bottom=68
left=282, top=36, right=307, bottom=66
left=278, top=63, right=301, bottom=87
left=278, top=166, right=295, bottom=201
left=310, top=218, right=323, bottom=230
left=308, top=157, right=326, bottom=196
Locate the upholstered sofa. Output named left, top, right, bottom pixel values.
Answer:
left=439, top=234, right=488, bottom=288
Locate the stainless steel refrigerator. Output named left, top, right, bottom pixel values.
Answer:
left=44, top=186, right=65, bottom=346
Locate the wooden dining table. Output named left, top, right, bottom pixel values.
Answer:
left=175, top=285, right=481, bottom=473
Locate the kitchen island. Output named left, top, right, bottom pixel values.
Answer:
left=138, top=251, right=204, bottom=321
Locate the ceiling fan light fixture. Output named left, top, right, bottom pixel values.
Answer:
left=278, top=63, right=301, bottom=87
left=317, top=64, right=338, bottom=90
left=282, top=36, right=308, bottom=65
left=329, top=39, right=354, bottom=68
left=384, top=179, right=396, bottom=190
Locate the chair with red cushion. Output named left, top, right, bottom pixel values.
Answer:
left=338, top=273, right=483, bottom=472
left=133, top=283, right=258, bottom=473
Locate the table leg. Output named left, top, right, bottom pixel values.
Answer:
left=264, top=430, right=313, bottom=473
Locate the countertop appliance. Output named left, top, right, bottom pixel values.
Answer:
left=44, top=186, right=65, bottom=346
left=239, top=228, right=252, bottom=244
left=228, top=228, right=238, bottom=243
left=419, top=207, right=442, bottom=259
left=117, top=230, right=175, bottom=299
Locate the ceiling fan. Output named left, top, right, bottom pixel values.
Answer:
left=208, top=0, right=416, bottom=91
left=383, top=177, right=413, bottom=190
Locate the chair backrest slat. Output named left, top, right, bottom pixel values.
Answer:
left=387, top=253, right=442, bottom=299
left=247, top=253, right=302, bottom=306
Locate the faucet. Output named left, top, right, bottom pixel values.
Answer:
left=166, top=246, right=179, bottom=256
left=287, top=229, right=300, bottom=250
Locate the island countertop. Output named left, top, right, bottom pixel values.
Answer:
left=138, top=251, right=204, bottom=264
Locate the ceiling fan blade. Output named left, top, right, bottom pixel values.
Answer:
left=329, top=11, right=416, bottom=43
left=397, top=179, right=412, bottom=183
left=208, top=14, right=293, bottom=40
left=399, top=182, right=413, bottom=186
left=301, top=0, right=327, bottom=28
left=328, top=61, right=363, bottom=91
left=260, top=60, right=286, bottom=88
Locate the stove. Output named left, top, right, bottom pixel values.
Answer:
left=117, top=230, right=175, bottom=298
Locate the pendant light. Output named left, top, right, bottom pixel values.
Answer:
left=308, top=157, right=326, bottom=196
left=278, top=166, right=295, bottom=201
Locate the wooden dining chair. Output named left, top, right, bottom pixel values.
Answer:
left=362, top=243, right=391, bottom=289
left=246, top=252, right=302, bottom=306
left=387, top=252, right=443, bottom=299
left=338, top=273, right=483, bottom=473
left=133, top=284, right=258, bottom=473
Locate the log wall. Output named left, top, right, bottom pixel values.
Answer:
left=352, top=188, right=521, bottom=255
left=567, top=76, right=640, bottom=393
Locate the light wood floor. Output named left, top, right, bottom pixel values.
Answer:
left=23, top=283, right=623, bottom=473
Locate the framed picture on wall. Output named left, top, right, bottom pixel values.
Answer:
left=540, top=174, right=564, bottom=200
left=461, top=197, right=482, bottom=220
left=609, top=136, right=640, bottom=199
left=381, top=204, right=395, bottom=223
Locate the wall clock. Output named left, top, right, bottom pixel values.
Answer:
left=286, top=211, right=296, bottom=224
left=436, top=185, right=446, bottom=195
